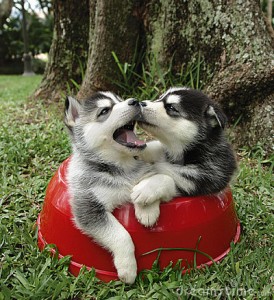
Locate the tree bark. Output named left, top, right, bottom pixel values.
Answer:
left=144, top=0, right=274, bottom=154
left=267, top=0, right=273, bottom=24
left=77, top=0, right=144, bottom=100
left=33, top=0, right=89, bottom=101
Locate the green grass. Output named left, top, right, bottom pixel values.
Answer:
left=111, top=52, right=205, bottom=101
left=0, top=75, right=273, bottom=299
left=0, top=75, right=42, bottom=104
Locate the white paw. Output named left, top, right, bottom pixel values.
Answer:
left=131, top=174, right=176, bottom=206
left=134, top=201, right=160, bottom=227
left=131, top=181, right=160, bottom=206
left=114, top=254, right=137, bottom=284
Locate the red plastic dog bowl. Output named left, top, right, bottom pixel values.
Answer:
left=37, top=157, right=240, bottom=282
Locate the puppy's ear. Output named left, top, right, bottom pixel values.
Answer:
left=205, top=104, right=227, bottom=129
left=64, top=96, right=82, bottom=132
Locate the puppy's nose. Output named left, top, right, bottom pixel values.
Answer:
left=128, top=98, right=139, bottom=106
left=140, top=101, right=147, bottom=107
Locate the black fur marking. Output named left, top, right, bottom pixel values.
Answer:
left=176, top=136, right=236, bottom=196
left=65, top=96, right=70, bottom=111
left=87, top=160, right=124, bottom=177
left=73, top=194, right=107, bottom=228
left=82, top=92, right=120, bottom=114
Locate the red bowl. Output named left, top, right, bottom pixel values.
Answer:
left=37, top=157, right=240, bottom=282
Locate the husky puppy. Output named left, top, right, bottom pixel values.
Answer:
left=64, top=92, right=175, bottom=283
left=131, top=87, right=237, bottom=212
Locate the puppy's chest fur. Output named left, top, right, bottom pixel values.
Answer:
left=67, top=155, right=152, bottom=211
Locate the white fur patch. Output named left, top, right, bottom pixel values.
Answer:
left=166, top=94, right=181, bottom=104
left=207, top=105, right=222, bottom=127
left=159, top=87, right=189, bottom=101
left=155, top=162, right=197, bottom=194
left=93, top=185, right=130, bottom=211
left=167, top=87, right=189, bottom=94
left=156, top=118, right=198, bottom=157
left=139, top=140, right=165, bottom=163
left=83, top=122, right=107, bottom=148
left=175, top=118, right=198, bottom=142
left=97, top=99, right=112, bottom=108
left=134, top=201, right=160, bottom=227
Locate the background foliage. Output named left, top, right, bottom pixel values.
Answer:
left=0, top=1, right=53, bottom=74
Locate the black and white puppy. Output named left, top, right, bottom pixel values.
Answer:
left=64, top=92, right=175, bottom=283
left=131, top=87, right=237, bottom=212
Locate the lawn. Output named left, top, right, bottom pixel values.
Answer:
left=0, top=75, right=273, bottom=299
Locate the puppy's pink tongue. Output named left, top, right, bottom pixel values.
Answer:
left=114, top=129, right=146, bottom=148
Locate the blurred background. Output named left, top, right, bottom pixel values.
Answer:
left=0, top=0, right=273, bottom=76
left=0, top=0, right=52, bottom=74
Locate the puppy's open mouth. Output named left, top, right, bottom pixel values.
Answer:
left=113, top=122, right=146, bottom=149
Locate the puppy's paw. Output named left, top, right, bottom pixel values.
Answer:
left=131, top=180, right=159, bottom=206
left=117, top=265, right=137, bottom=284
left=134, top=201, right=160, bottom=227
left=114, top=255, right=137, bottom=284
left=131, top=174, right=176, bottom=206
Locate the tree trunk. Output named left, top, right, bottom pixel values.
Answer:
left=34, top=0, right=274, bottom=154
left=267, top=0, right=273, bottom=24
left=0, top=0, right=13, bottom=28
left=77, top=0, right=144, bottom=100
left=33, top=0, right=89, bottom=101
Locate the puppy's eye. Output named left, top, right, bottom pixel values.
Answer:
left=98, top=107, right=110, bottom=117
left=165, top=104, right=178, bottom=113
